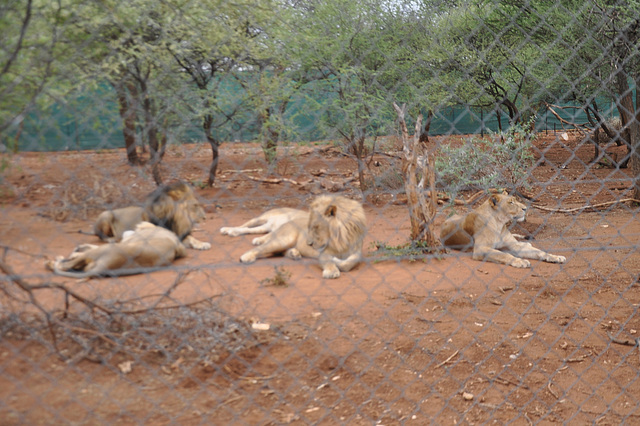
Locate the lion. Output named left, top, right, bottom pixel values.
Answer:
left=220, top=207, right=308, bottom=244
left=92, top=181, right=211, bottom=250
left=47, top=222, right=187, bottom=278
left=440, top=192, right=566, bottom=268
left=93, top=206, right=146, bottom=243
left=239, top=195, right=367, bottom=279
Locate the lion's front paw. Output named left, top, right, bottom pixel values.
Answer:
left=193, top=241, right=212, bottom=250
left=252, top=235, right=269, bottom=246
left=185, top=236, right=211, bottom=250
left=285, top=248, right=302, bottom=260
left=545, top=254, right=566, bottom=264
left=219, top=227, right=231, bottom=235
left=322, top=264, right=341, bottom=279
left=510, top=258, right=531, bottom=268
left=240, top=251, right=257, bottom=264
left=322, top=269, right=341, bottom=279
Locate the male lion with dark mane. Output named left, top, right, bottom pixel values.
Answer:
left=239, top=195, right=367, bottom=279
left=92, top=181, right=210, bottom=250
left=440, top=192, right=566, bottom=268
left=47, top=222, right=186, bottom=278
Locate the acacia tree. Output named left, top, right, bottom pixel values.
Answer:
left=62, top=1, right=188, bottom=183
left=289, top=0, right=440, bottom=191
left=569, top=1, right=640, bottom=188
left=480, top=0, right=640, bottom=196
left=166, top=0, right=285, bottom=185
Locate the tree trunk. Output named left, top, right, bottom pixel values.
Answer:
left=502, top=98, right=519, bottom=123
left=419, top=109, right=433, bottom=144
left=393, top=102, right=440, bottom=249
left=114, top=80, right=140, bottom=165
left=354, top=134, right=367, bottom=192
left=141, top=85, right=162, bottom=185
left=261, top=107, right=278, bottom=166
left=614, top=69, right=634, bottom=170
left=203, top=114, right=219, bottom=186
left=631, top=71, right=640, bottom=200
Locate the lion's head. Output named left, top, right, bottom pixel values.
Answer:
left=489, top=192, right=527, bottom=223
left=144, top=182, right=206, bottom=240
left=307, top=195, right=367, bottom=257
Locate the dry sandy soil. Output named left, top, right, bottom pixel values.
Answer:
left=1, top=133, right=640, bottom=424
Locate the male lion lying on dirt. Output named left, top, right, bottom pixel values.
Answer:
left=92, top=181, right=210, bottom=250
left=47, top=222, right=187, bottom=278
left=440, top=192, right=566, bottom=268
left=220, top=207, right=307, bottom=244
left=239, top=195, right=367, bottom=279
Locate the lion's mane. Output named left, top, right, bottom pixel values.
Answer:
left=144, top=181, right=204, bottom=241
left=308, top=194, right=367, bottom=258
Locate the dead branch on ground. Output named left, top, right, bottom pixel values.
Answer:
left=0, top=256, right=242, bottom=365
left=533, top=198, right=640, bottom=213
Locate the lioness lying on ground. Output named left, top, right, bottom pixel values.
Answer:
left=48, top=222, right=187, bottom=278
left=92, top=181, right=211, bottom=250
left=239, top=195, right=367, bottom=279
left=220, top=207, right=307, bottom=244
left=440, top=192, right=566, bottom=268
left=94, top=206, right=146, bottom=243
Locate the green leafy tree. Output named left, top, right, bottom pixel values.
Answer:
left=291, top=0, right=440, bottom=191
left=0, top=0, right=61, bottom=151
left=62, top=1, right=190, bottom=183
left=166, top=0, right=288, bottom=184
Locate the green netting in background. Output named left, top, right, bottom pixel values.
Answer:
left=10, top=86, right=617, bottom=152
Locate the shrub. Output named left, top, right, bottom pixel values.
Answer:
left=435, top=120, right=535, bottom=198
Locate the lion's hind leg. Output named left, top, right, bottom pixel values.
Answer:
left=240, top=223, right=301, bottom=264
left=70, top=244, right=100, bottom=256
left=252, top=234, right=271, bottom=246
left=94, top=211, right=116, bottom=242
left=220, top=217, right=268, bottom=236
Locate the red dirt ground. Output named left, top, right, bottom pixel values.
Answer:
left=1, top=132, right=640, bottom=424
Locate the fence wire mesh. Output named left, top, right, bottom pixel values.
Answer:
left=2, top=0, right=640, bottom=424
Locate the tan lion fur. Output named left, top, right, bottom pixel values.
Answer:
left=94, top=206, right=146, bottom=242
left=240, top=195, right=367, bottom=279
left=47, top=222, right=187, bottom=278
left=440, top=192, right=566, bottom=268
left=220, top=207, right=308, bottom=245
left=93, top=181, right=210, bottom=250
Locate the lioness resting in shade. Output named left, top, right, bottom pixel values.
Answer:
left=239, top=195, right=367, bottom=279
left=47, top=222, right=187, bottom=278
left=440, top=192, right=566, bottom=268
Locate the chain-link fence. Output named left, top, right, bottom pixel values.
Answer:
left=2, top=0, right=640, bottom=424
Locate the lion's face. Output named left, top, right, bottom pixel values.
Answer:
left=306, top=195, right=367, bottom=257
left=307, top=208, right=333, bottom=252
left=493, top=194, right=527, bottom=223
left=180, top=198, right=206, bottom=224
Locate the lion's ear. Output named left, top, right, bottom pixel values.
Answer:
left=489, top=195, right=500, bottom=208
left=501, top=190, right=509, bottom=196
left=324, top=205, right=337, bottom=217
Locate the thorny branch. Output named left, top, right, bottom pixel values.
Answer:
left=0, top=256, right=228, bottom=363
